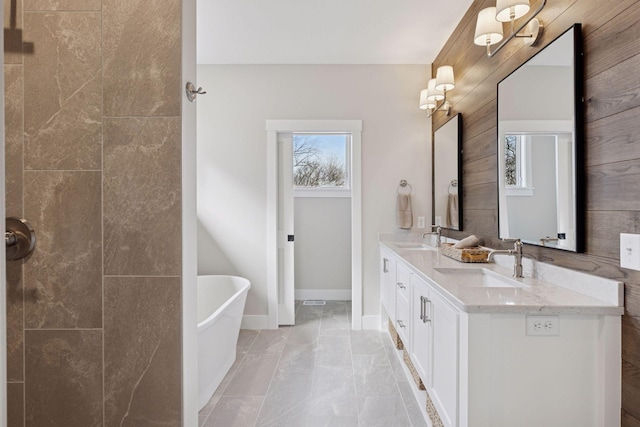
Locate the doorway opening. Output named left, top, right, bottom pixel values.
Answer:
left=266, top=120, right=362, bottom=329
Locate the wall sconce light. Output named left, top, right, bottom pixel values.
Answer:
left=473, top=0, right=546, bottom=57
left=419, top=65, right=455, bottom=117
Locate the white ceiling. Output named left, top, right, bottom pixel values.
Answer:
left=196, top=0, right=475, bottom=65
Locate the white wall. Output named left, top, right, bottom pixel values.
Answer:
left=197, top=65, right=431, bottom=318
left=294, top=197, right=351, bottom=293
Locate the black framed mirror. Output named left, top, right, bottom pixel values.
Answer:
left=433, top=113, right=463, bottom=230
left=497, top=24, right=584, bottom=252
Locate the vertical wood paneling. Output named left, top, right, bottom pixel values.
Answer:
left=434, top=0, right=640, bottom=423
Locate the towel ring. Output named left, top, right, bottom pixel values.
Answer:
left=398, top=179, right=412, bottom=195
left=448, top=179, right=458, bottom=195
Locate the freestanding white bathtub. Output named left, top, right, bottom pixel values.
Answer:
left=197, top=275, right=251, bottom=411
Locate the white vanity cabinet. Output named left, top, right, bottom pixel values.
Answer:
left=411, top=273, right=459, bottom=427
left=410, top=275, right=431, bottom=384
left=379, top=241, right=623, bottom=427
left=395, top=262, right=412, bottom=345
left=429, top=287, right=459, bottom=427
left=379, top=247, right=397, bottom=322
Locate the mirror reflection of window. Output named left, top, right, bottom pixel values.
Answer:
left=497, top=24, right=583, bottom=252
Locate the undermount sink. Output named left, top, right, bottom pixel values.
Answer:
left=434, top=267, right=523, bottom=288
left=393, top=242, right=436, bottom=250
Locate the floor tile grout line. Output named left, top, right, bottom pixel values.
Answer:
left=252, top=328, right=288, bottom=427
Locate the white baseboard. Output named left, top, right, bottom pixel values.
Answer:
left=361, top=315, right=382, bottom=330
left=295, top=289, right=352, bottom=301
left=241, top=315, right=270, bottom=330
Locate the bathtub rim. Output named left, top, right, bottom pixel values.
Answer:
left=197, top=275, right=251, bottom=332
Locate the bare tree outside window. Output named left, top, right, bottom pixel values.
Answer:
left=293, top=135, right=347, bottom=187
left=505, top=135, right=517, bottom=186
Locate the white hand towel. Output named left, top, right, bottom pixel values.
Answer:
left=447, top=194, right=459, bottom=228
left=453, top=235, right=479, bottom=249
left=397, top=194, right=413, bottom=229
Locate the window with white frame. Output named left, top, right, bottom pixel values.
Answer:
left=505, top=134, right=534, bottom=196
left=293, top=133, right=351, bottom=197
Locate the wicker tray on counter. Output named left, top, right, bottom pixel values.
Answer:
left=441, top=243, right=490, bottom=263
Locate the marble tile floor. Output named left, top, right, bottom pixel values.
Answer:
left=198, top=300, right=428, bottom=427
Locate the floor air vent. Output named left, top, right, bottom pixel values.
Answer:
left=303, top=300, right=326, bottom=306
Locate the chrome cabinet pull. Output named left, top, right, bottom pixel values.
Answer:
left=397, top=320, right=406, bottom=328
left=383, top=258, right=389, bottom=273
left=423, top=297, right=431, bottom=323
left=419, top=296, right=425, bottom=321
left=397, top=283, right=406, bottom=289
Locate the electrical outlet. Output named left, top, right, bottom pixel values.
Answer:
left=526, top=315, right=559, bottom=336
left=620, top=233, right=640, bottom=271
left=417, top=216, right=426, bottom=229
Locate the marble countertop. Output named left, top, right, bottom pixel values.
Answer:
left=380, top=234, right=624, bottom=315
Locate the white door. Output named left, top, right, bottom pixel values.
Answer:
left=277, top=133, right=295, bottom=325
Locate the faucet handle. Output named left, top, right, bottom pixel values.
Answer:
left=501, top=238, right=521, bottom=243
left=501, top=238, right=523, bottom=251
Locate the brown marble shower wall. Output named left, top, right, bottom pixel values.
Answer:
left=4, top=0, right=183, bottom=425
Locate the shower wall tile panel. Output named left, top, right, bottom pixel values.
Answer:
left=6, top=262, right=23, bottom=382
left=102, top=0, right=181, bottom=117
left=103, top=117, right=181, bottom=276
left=23, top=12, right=102, bottom=170
left=5, top=65, right=23, bottom=216
left=5, top=65, right=25, bottom=381
left=24, top=171, right=102, bottom=329
left=25, top=330, right=103, bottom=427
left=8, top=382, right=25, bottom=427
left=104, top=277, right=181, bottom=427
left=4, top=0, right=184, bottom=422
left=24, top=0, right=101, bottom=10
left=3, top=0, right=23, bottom=64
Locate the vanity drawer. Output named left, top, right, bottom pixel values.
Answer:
left=395, top=292, right=412, bottom=348
left=396, top=262, right=411, bottom=305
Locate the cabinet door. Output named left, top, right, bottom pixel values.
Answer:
left=379, top=248, right=396, bottom=321
left=395, top=263, right=412, bottom=346
left=410, top=275, right=431, bottom=384
left=429, top=289, right=459, bottom=427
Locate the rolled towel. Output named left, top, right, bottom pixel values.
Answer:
left=446, top=194, right=459, bottom=228
left=453, top=235, right=479, bottom=249
left=396, top=193, right=413, bottom=229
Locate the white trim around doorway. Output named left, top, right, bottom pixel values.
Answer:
left=266, top=120, right=363, bottom=330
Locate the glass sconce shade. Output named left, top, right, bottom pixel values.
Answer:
left=435, top=65, right=455, bottom=91
left=474, top=7, right=504, bottom=46
left=496, top=0, right=530, bottom=22
left=419, top=89, right=430, bottom=109
left=426, top=79, right=444, bottom=102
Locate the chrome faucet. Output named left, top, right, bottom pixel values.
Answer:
left=422, top=225, right=442, bottom=248
left=487, top=238, right=524, bottom=278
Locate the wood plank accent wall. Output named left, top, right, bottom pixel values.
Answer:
left=433, top=0, right=640, bottom=423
